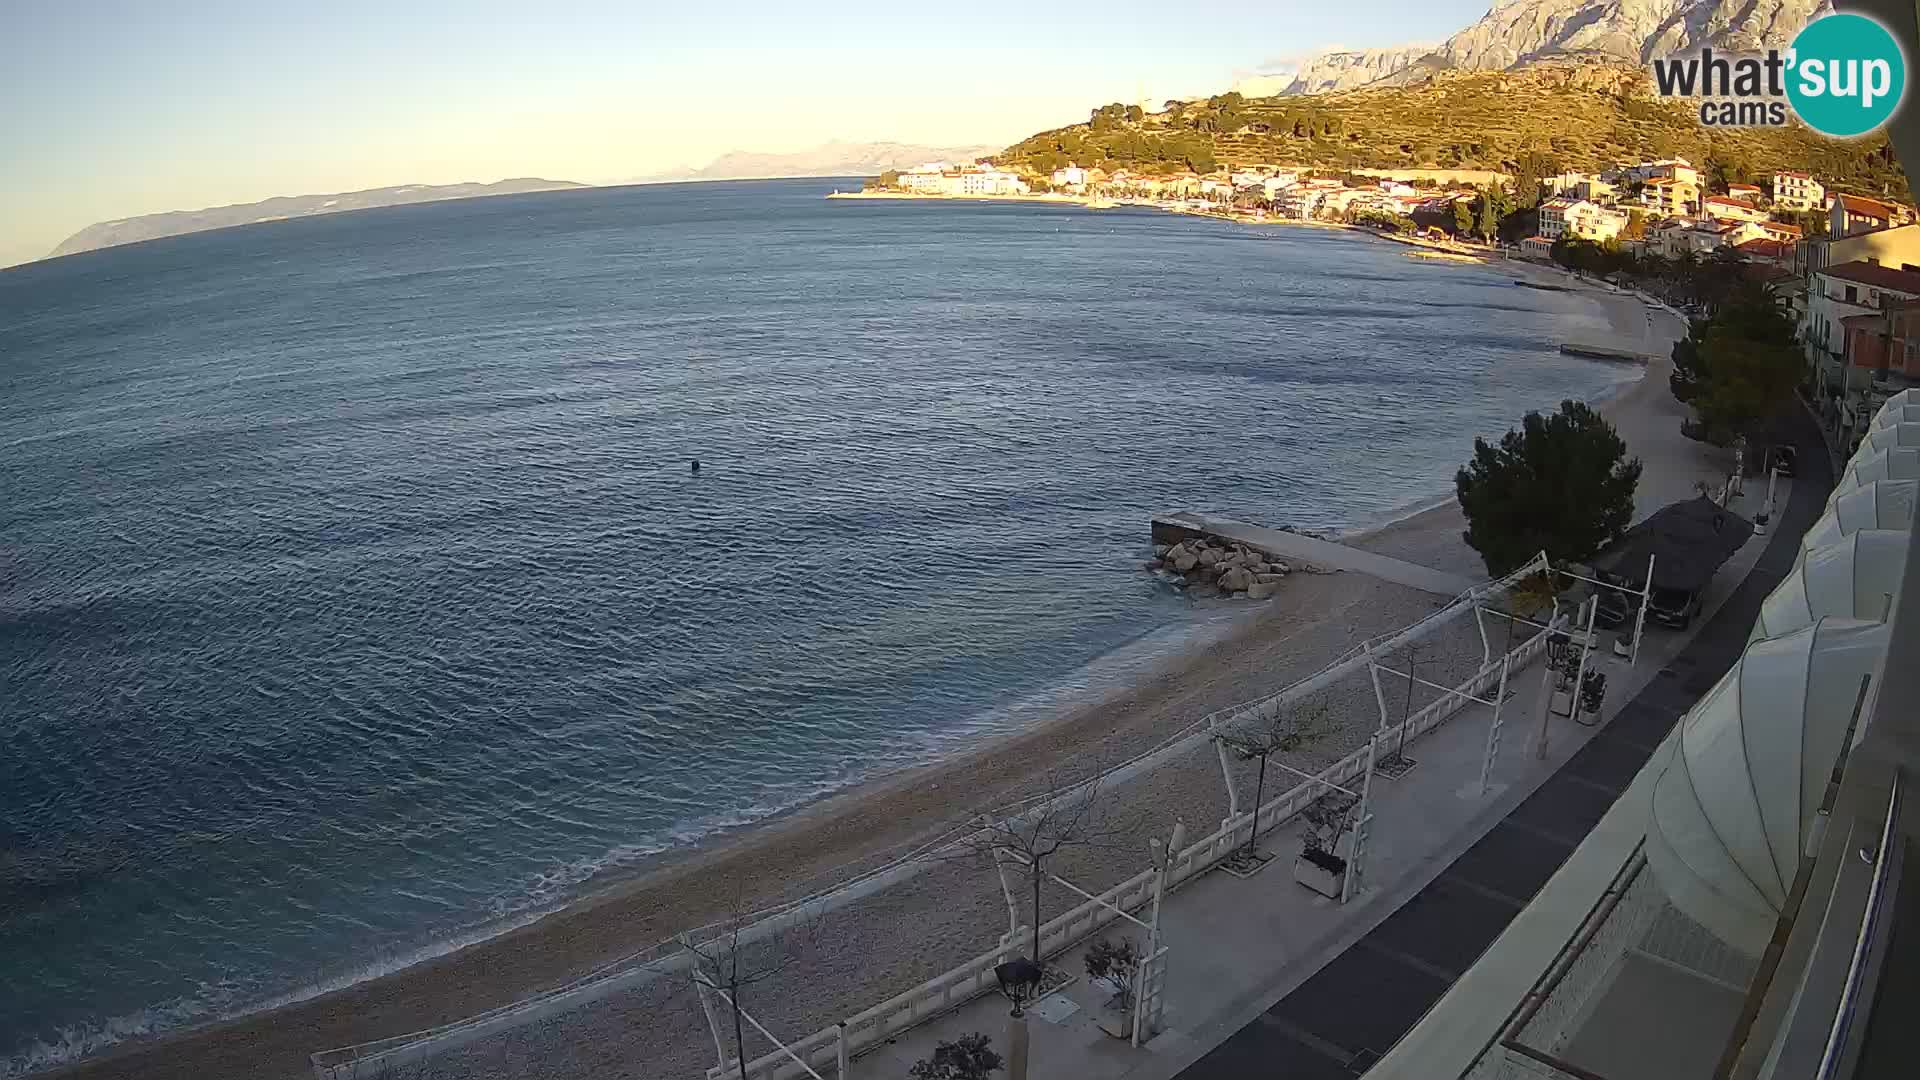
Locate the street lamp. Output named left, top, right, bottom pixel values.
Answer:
left=994, top=958, right=1043, bottom=1018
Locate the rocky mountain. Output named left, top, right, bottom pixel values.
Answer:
left=645, top=141, right=1001, bottom=182
left=1276, top=0, right=1829, bottom=94
left=48, top=179, right=587, bottom=260
left=1262, top=46, right=1438, bottom=95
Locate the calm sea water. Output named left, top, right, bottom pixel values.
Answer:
left=0, top=179, right=1628, bottom=1070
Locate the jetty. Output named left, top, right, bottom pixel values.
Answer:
left=1560, top=341, right=1651, bottom=363
left=1151, top=512, right=1479, bottom=598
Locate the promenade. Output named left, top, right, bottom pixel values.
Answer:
left=854, top=422, right=1814, bottom=1080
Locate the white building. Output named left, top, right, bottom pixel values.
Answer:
left=898, top=166, right=1031, bottom=197
left=1773, top=170, right=1828, bottom=211
left=1702, top=194, right=1769, bottom=224
left=1804, top=259, right=1920, bottom=359
left=1049, top=165, right=1089, bottom=190
left=1545, top=172, right=1618, bottom=203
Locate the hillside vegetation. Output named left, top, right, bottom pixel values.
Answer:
left=998, top=64, right=1911, bottom=200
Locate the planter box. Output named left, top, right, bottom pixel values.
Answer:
left=1294, top=850, right=1347, bottom=899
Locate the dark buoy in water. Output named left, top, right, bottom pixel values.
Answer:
left=690, top=459, right=701, bottom=474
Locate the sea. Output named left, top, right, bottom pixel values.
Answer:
left=0, top=178, right=1633, bottom=1072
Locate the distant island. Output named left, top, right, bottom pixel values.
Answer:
left=46, top=178, right=589, bottom=260
left=640, top=140, right=1000, bottom=183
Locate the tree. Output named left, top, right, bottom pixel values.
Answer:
left=1682, top=283, right=1802, bottom=444
left=1476, top=189, right=1499, bottom=243
left=1084, top=937, right=1142, bottom=1009
left=1453, top=199, right=1474, bottom=236
left=682, top=905, right=826, bottom=1080
left=1455, top=400, right=1643, bottom=576
left=1214, top=704, right=1333, bottom=860
left=911, top=1033, right=1004, bottom=1080
left=966, top=781, right=1127, bottom=971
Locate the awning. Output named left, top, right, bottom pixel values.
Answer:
left=1646, top=619, right=1891, bottom=954
left=1802, top=479, right=1918, bottom=554
left=1599, top=496, right=1754, bottom=593
left=1751, top=531, right=1910, bottom=641
left=1833, top=447, right=1920, bottom=500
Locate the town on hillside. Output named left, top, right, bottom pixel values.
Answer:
left=866, top=155, right=1920, bottom=454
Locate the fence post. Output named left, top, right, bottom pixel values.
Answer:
left=1479, top=654, right=1512, bottom=796
left=837, top=1023, right=849, bottom=1078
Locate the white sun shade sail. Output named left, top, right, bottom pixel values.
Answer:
left=1751, top=531, right=1911, bottom=641
left=1871, top=389, right=1920, bottom=427
left=1858, top=422, right=1920, bottom=457
left=1803, top=480, right=1919, bottom=555
left=1872, top=403, right=1920, bottom=430
left=1832, top=447, right=1920, bottom=500
left=1646, top=619, right=1891, bottom=955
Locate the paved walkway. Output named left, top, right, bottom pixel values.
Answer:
left=1153, top=512, right=1481, bottom=598
left=846, top=456, right=1804, bottom=1080
left=1171, top=411, right=1830, bottom=1080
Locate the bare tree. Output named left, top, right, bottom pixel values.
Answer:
left=1213, top=703, right=1333, bottom=861
left=961, top=779, right=1131, bottom=972
left=681, top=897, right=827, bottom=1080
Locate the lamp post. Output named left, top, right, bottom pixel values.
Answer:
left=995, top=959, right=1042, bottom=1080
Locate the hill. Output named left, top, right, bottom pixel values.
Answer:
left=1272, top=0, right=1825, bottom=95
left=47, top=179, right=587, bottom=260
left=643, top=141, right=1000, bottom=182
left=998, top=64, right=1911, bottom=201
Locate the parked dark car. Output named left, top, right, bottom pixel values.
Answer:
left=1647, top=586, right=1701, bottom=629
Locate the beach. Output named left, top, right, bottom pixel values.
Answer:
left=33, top=243, right=1705, bottom=1080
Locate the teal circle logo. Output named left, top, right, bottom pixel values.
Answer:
left=1787, top=13, right=1906, bottom=137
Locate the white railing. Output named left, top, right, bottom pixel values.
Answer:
left=717, top=631, right=1555, bottom=1080
left=314, top=555, right=1555, bottom=1080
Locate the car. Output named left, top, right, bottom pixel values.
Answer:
left=1647, top=586, right=1699, bottom=629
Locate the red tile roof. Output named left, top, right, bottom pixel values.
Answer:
left=1820, top=260, right=1920, bottom=293
left=1835, top=192, right=1897, bottom=218
left=1736, top=238, right=1793, bottom=259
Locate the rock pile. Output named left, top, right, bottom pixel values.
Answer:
left=1146, top=537, right=1291, bottom=599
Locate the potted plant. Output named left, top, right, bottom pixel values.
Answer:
left=1084, top=936, right=1142, bottom=1037
left=1580, top=670, right=1607, bottom=717
left=1294, top=792, right=1359, bottom=899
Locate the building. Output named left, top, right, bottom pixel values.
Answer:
left=1727, top=181, right=1764, bottom=203
left=1773, top=169, right=1827, bottom=210
left=1735, top=236, right=1795, bottom=267
left=1627, top=158, right=1699, bottom=186
left=1544, top=171, right=1617, bottom=203
left=1649, top=216, right=1762, bottom=258
left=1519, top=235, right=1555, bottom=258
left=1540, top=199, right=1629, bottom=243
left=1049, top=165, right=1089, bottom=189
left=897, top=165, right=1031, bottom=196
left=1640, top=177, right=1700, bottom=217
left=1831, top=192, right=1905, bottom=238
left=1702, top=194, right=1768, bottom=223
left=1259, top=173, right=1299, bottom=199
left=1372, top=392, right=1920, bottom=1080
left=1757, top=219, right=1804, bottom=245
left=1841, top=299, right=1920, bottom=390
left=1805, top=260, right=1920, bottom=367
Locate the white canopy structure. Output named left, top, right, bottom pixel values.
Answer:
left=1832, top=446, right=1920, bottom=500
left=1871, top=403, right=1920, bottom=430
left=1646, top=619, right=1891, bottom=955
left=1802, top=479, right=1918, bottom=554
left=1871, top=388, right=1920, bottom=426
left=1858, top=422, right=1920, bottom=456
left=1750, top=531, right=1910, bottom=641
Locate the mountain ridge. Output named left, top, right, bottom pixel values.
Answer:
left=641, top=141, right=1001, bottom=182
left=1268, top=0, right=1829, bottom=95
left=46, top=179, right=588, bottom=261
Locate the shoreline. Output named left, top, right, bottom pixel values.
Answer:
left=27, top=214, right=1676, bottom=1080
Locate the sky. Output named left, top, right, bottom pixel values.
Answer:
left=0, top=0, right=1491, bottom=267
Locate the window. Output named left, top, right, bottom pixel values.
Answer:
left=1847, top=285, right=1859, bottom=303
